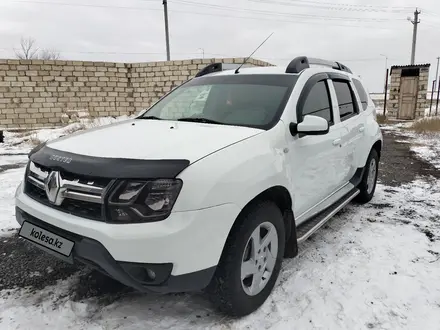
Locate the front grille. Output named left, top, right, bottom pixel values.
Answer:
left=24, top=161, right=113, bottom=221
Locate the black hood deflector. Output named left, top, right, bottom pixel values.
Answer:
left=29, top=144, right=190, bottom=179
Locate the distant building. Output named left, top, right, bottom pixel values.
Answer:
left=386, top=64, right=430, bottom=120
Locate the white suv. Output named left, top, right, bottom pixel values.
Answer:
left=15, top=57, right=382, bottom=316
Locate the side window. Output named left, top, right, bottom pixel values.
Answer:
left=302, top=81, right=333, bottom=124
left=353, top=79, right=369, bottom=111
left=333, top=81, right=358, bottom=121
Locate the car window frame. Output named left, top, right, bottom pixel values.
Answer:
left=296, top=73, right=335, bottom=127
left=329, top=74, right=360, bottom=122
left=352, top=78, right=369, bottom=111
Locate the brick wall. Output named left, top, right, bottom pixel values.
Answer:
left=0, top=57, right=271, bottom=129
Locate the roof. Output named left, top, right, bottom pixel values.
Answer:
left=390, top=64, right=430, bottom=74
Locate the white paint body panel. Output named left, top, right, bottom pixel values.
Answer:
left=16, top=65, right=383, bottom=277
left=48, top=119, right=262, bottom=162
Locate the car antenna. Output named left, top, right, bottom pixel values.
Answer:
left=235, top=32, right=274, bottom=74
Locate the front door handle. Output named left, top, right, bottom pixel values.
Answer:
left=359, top=126, right=365, bottom=133
left=333, top=138, right=341, bottom=146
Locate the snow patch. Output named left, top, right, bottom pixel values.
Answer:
left=2, top=115, right=132, bottom=152
left=1, top=182, right=440, bottom=329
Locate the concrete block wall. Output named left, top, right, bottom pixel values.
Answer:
left=416, top=67, right=429, bottom=119
left=386, top=69, right=400, bottom=118
left=387, top=66, right=430, bottom=120
left=0, top=57, right=271, bottom=130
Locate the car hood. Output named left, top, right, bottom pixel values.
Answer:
left=47, top=119, right=263, bottom=163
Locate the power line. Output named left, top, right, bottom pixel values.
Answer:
left=266, top=0, right=413, bottom=10
left=249, top=0, right=413, bottom=13
left=2, top=0, right=407, bottom=29
left=4, top=0, right=407, bottom=23
left=3, top=0, right=162, bottom=10
left=173, top=0, right=406, bottom=22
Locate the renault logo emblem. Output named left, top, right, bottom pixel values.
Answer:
left=45, top=171, right=65, bottom=206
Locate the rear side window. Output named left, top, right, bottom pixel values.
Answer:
left=333, top=81, right=357, bottom=121
left=353, top=79, right=369, bottom=110
left=301, top=81, right=333, bottom=124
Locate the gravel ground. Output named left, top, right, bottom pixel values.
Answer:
left=1, top=129, right=439, bottom=304
left=378, top=130, right=440, bottom=186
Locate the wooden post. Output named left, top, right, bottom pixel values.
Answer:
left=0, top=131, right=3, bottom=144
left=429, top=80, right=435, bottom=116
left=436, top=76, right=440, bottom=116
left=383, top=68, right=389, bottom=117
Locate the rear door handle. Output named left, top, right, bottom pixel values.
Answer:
left=333, top=138, right=341, bottom=146
left=359, top=126, right=365, bottom=133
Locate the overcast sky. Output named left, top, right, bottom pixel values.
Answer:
left=0, top=0, right=439, bottom=92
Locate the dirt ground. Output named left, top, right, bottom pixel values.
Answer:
left=378, top=130, right=440, bottom=186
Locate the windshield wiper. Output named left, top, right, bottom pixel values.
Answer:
left=139, top=116, right=162, bottom=120
left=178, top=117, right=224, bottom=125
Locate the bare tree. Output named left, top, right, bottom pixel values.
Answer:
left=15, top=36, right=61, bottom=60
left=39, top=48, right=60, bottom=60
left=14, top=37, right=39, bottom=59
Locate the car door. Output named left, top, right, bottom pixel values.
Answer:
left=330, top=77, right=365, bottom=182
left=288, top=75, right=347, bottom=222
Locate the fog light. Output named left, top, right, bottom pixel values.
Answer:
left=146, top=268, right=156, bottom=280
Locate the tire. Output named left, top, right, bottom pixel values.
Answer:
left=207, top=201, right=285, bottom=317
left=355, top=148, right=379, bottom=204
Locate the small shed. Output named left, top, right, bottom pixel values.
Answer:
left=387, top=64, right=430, bottom=120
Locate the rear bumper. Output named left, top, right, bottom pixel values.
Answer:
left=16, top=208, right=216, bottom=293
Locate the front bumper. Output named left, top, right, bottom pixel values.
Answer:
left=16, top=207, right=216, bottom=293
left=15, top=183, right=241, bottom=293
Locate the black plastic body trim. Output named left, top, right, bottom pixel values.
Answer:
left=328, top=72, right=350, bottom=81
left=295, top=73, right=329, bottom=125
left=30, top=145, right=190, bottom=179
left=16, top=208, right=216, bottom=293
left=349, top=166, right=366, bottom=187
left=195, top=63, right=223, bottom=77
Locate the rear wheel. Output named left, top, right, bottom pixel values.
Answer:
left=207, top=201, right=285, bottom=317
left=355, top=148, right=379, bottom=204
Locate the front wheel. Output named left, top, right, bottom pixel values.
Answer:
left=207, top=201, right=285, bottom=317
left=355, top=148, right=379, bottom=204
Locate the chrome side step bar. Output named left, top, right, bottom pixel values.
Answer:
left=297, top=188, right=360, bottom=244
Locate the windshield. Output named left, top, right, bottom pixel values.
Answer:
left=139, top=74, right=298, bottom=130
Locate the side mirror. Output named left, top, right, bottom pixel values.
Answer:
left=293, top=115, right=329, bottom=136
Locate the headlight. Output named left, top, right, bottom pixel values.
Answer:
left=107, top=179, right=183, bottom=223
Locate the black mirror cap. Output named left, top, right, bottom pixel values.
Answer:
left=289, top=122, right=298, bottom=136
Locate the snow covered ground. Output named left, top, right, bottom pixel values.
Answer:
left=1, top=122, right=440, bottom=329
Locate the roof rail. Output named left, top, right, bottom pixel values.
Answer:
left=195, top=63, right=253, bottom=77
left=286, top=56, right=352, bottom=74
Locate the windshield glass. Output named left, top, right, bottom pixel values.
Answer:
left=139, top=74, right=298, bottom=129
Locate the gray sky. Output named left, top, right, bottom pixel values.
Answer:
left=0, top=0, right=439, bottom=92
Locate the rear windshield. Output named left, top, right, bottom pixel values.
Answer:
left=140, top=74, right=298, bottom=130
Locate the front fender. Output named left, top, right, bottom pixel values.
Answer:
left=174, top=122, right=291, bottom=212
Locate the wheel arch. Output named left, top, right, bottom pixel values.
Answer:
left=222, top=185, right=298, bottom=261
left=372, top=139, right=382, bottom=159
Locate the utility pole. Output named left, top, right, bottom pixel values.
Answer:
left=435, top=56, right=440, bottom=91
left=380, top=54, right=388, bottom=93
left=198, top=48, right=205, bottom=59
left=436, top=75, right=440, bottom=116
left=410, top=8, right=421, bottom=65
left=383, top=68, right=389, bottom=117
left=163, top=0, right=171, bottom=61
